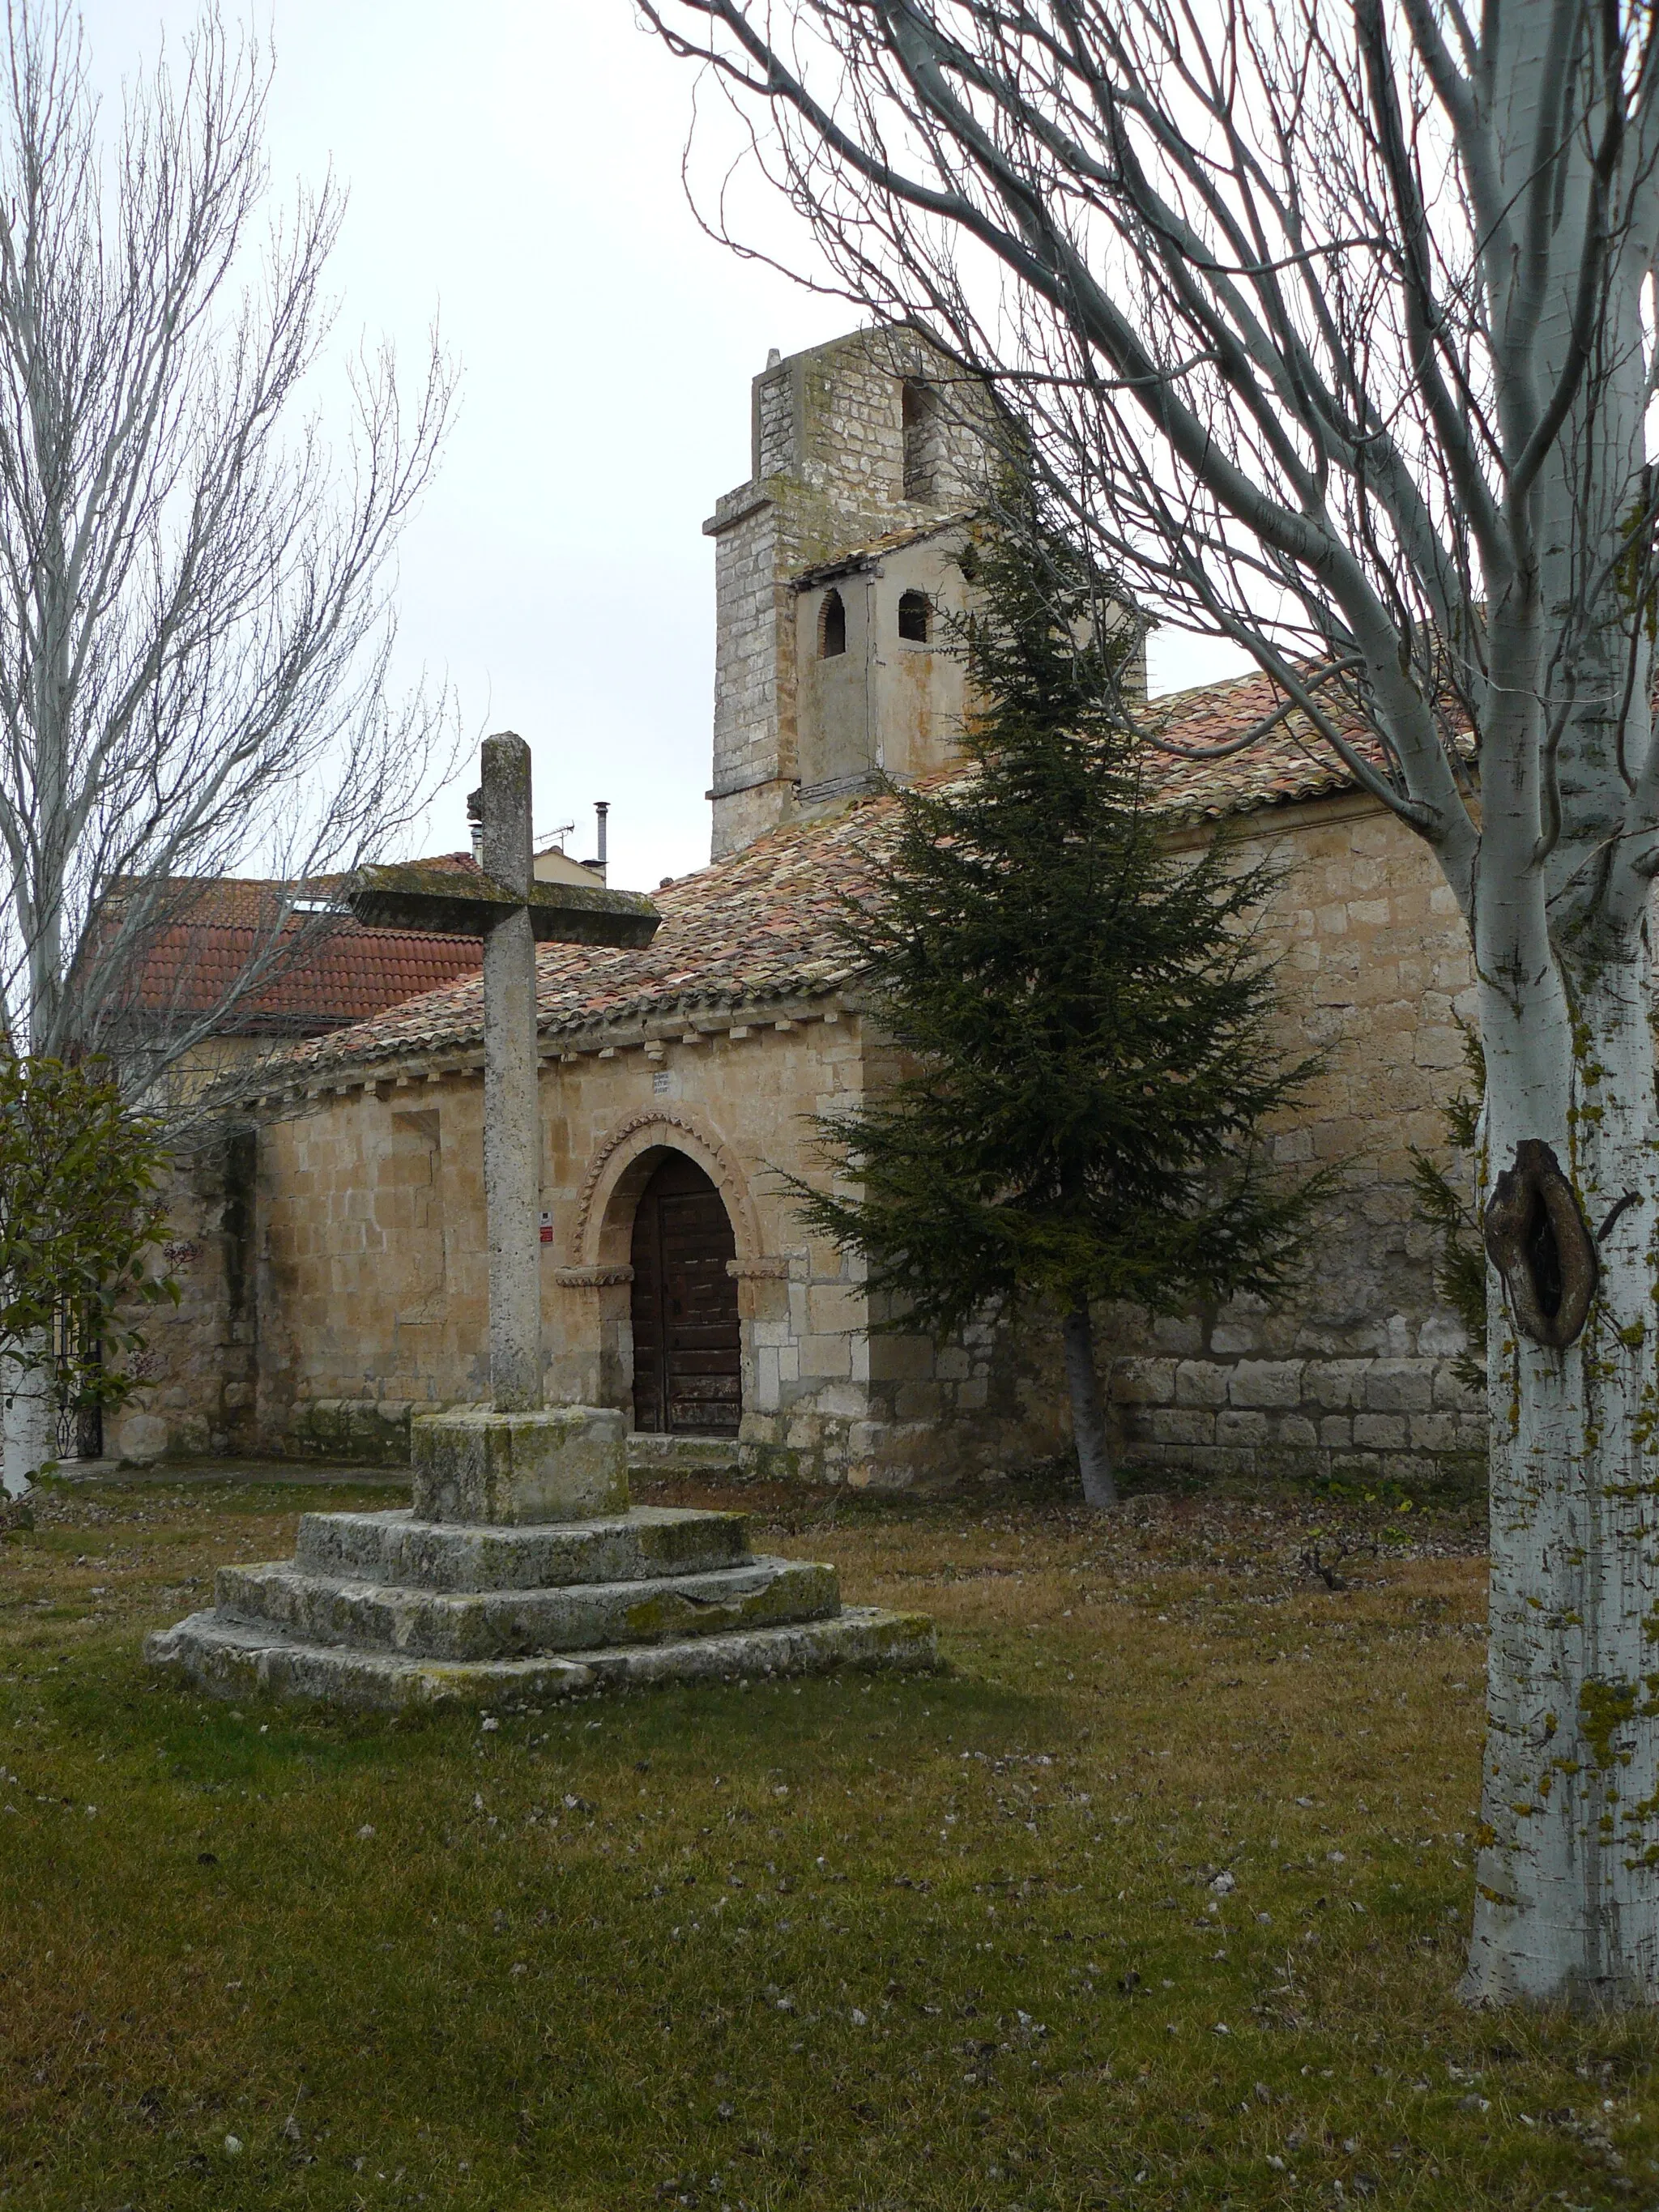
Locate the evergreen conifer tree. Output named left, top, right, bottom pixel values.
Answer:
left=791, top=510, right=1328, bottom=1507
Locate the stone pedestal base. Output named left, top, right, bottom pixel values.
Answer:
left=144, top=1500, right=939, bottom=1710
left=411, top=1404, right=629, bottom=1525
left=147, top=1603, right=938, bottom=1708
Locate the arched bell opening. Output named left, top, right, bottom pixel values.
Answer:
left=627, top=1152, right=743, bottom=1436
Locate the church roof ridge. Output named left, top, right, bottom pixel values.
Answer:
left=268, top=665, right=1397, bottom=1082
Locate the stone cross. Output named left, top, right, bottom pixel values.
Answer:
left=348, top=732, right=658, bottom=1415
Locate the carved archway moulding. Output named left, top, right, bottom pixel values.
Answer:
left=569, top=1109, right=768, bottom=1272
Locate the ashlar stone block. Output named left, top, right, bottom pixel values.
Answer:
left=1143, top=1406, right=1216, bottom=1446
left=1306, top=1359, right=1372, bottom=1410
left=799, top=1333, right=855, bottom=1379
left=1352, top=1412, right=1408, bottom=1449
left=1216, top=1409, right=1270, bottom=1446
left=412, top=1404, right=629, bottom=1525
left=1433, top=1362, right=1485, bottom=1411
left=1112, top=1357, right=1176, bottom=1405
left=1209, top=1322, right=1260, bottom=1355
left=1175, top=1361, right=1230, bottom=1408
left=1270, top=1413, right=1319, bottom=1449
left=1363, top=1360, right=1435, bottom=1413
left=1150, top=1315, right=1205, bottom=1355
left=1228, top=1359, right=1304, bottom=1409
left=808, top=1283, right=868, bottom=1334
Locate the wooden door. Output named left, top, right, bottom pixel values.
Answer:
left=629, top=1154, right=742, bottom=1434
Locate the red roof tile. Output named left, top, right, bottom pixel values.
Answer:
left=1143, top=668, right=1393, bottom=818
left=116, top=873, right=484, bottom=1033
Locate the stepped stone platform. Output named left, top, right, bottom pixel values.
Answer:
left=145, top=1410, right=936, bottom=1711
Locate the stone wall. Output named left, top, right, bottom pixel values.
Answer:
left=108, top=1129, right=258, bottom=1464
left=231, top=998, right=1062, bottom=1488
left=1103, top=788, right=1485, bottom=1491
left=778, top=329, right=985, bottom=514
left=255, top=1080, right=485, bottom=1428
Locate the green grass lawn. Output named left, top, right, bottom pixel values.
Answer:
left=0, top=1470, right=1653, bottom=2211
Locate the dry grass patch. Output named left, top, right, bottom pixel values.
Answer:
left=0, top=1471, right=1652, bottom=2211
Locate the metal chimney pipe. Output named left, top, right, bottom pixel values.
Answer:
left=594, top=801, right=609, bottom=883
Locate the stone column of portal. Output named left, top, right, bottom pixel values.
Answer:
left=479, top=731, right=542, bottom=1413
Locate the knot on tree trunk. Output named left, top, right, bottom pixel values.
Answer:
left=1483, top=1139, right=1598, bottom=1349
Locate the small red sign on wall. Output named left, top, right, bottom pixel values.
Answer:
left=539, top=1209, right=554, bottom=1245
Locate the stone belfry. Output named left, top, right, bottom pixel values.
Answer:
left=702, top=328, right=992, bottom=859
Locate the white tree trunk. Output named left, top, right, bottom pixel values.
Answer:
left=638, top=0, right=1659, bottom=2001
left=1, top=1331, right=56, bottom=1498
left=1465, top=946, right=1659, bottom=2003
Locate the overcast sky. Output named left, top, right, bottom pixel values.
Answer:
left=78, top=1, right=1252, bottom=893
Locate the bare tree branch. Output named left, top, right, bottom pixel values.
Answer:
left=0, top=1, right=458, bottom=1101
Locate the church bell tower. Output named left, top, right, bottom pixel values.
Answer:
left=702, top=328, right=990, bottom=859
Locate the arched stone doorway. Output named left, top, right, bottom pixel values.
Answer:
left=628, top=1153, right=742, bottom=1435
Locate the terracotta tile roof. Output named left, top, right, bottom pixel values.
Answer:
left=271, top=667, right=1400, bottom=1081
left=1144, top=668, right=1389, bottom=820
left=140, top=920, right=484, bottom=1033
left=117, top=867, right=484, bottom=1034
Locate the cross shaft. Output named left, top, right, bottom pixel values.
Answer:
left=348, top=732, right=658, bottom=1412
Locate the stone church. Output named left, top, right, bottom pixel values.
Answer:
left=120, top=329, right=1484, bottom=1494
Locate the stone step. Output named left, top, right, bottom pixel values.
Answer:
left=215, top=1554, right=838, bottom=1662
left=144, top=1604, right=939, bottom=1711
left=626, top=1434, right=742, bottom=1477
left=293, top=1505, right=751, bottom=1592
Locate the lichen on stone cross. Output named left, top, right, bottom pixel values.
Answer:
left=476, top=732, right=540, bottom=1410
left=348, top=731, right=659, bottom=1415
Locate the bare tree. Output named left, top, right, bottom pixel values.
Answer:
left=0, top=0, right=454, bottom=1084
left=0, top=0, right=454, bottom=1492
left=639, top=0, right=1659, bottom=2007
